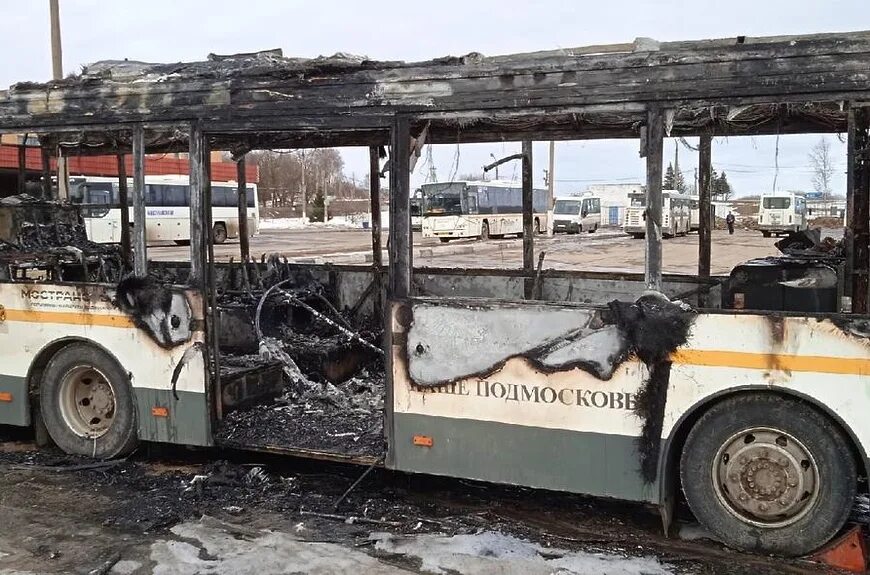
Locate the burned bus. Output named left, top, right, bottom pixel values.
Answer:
left=2, top=31, right=870, bottom=559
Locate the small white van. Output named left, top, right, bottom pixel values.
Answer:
left=552, top=196, right=600, bottom=234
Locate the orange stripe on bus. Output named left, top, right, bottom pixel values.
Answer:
left=2, top=309, right=135, bottom=328
left=671, top=349, right=870, bottom=376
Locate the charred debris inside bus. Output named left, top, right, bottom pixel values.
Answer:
left=0, top=194, right=124, bottom=282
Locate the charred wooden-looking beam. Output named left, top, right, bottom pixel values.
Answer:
left=389, top=116, right=412, bottom=298
left=236, top=155, right=250, bottom=262
left=116, top=153, right=131, bottom=268
left=697, top=134, right=712, bottom=305
left=4, top=33, right=869, bottom=151
left=522, top=140, right=535, bottom=299
left=131, top=124, right=147, bottom=275
left=189, top=122, right=206, bottom=287
left=849, top=105, right=870, bottom=313
left=369, top=146, right=383, bottom=319
left=16, top=144, right=26, bottom=195
left=645, top=108, right=665, bottom=292
left=203, top=138, right=222, bottom=422
left=40, top=147, right=51, bottom=199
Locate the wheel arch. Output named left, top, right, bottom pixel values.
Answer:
left=26, top=337, right=130, bottom=401
left=659, top=385, right=869, bottom=506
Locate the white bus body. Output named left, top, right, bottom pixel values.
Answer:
left=689, top=198, right=700, bottom=231
left=758, top=192, right=808, bottom=237
left=71, top=176, right=260, bottom=244
left=552, top=196, right=601, bottom=234
left=421, top=181, right=549, bottom=242
left=623, top=190, right=692, bottom=238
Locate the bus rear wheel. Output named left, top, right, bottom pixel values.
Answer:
left=762, top=231, right=771, bottom=238
left=40, top=343, right=138, bottom=459
left=680, top=393, right=855, bottom=557
left=212, top=223, right=228, bottom=244
left=480, top=221, right=490, bottom=241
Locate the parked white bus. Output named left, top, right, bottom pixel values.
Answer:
left=623, top=190, right=692, bottom=238
left=689, top=197, right=700, bottom=232
left=552, top=195, right=601, bottom=234
left=758, top=192, right=808, bottom=237
left=70, top=176, right=259, bottom=244
left=421, top=181, right=548, bottom=242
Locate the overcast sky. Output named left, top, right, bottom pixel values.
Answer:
left=1, top=0, right=865, bottom=196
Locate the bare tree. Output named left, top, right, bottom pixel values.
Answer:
left=809, top=137, right=835, bottom=212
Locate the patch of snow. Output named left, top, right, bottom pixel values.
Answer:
left=371, top=531, right=675, bottom=575
left=149, top=518, right=404, bottom=575
left=677, top=523, right=720, bottom=543
left=109, top=559, right=142, bottom=575
left=259, top=210, right=390, bottom=231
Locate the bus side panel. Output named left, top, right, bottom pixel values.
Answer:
left=664, top=314, right=870, bottom=465
left=0, top=282, right=212, bottom=446
left=389, top=299, right=657, bottom=503
left=390, top=300, right=870, bottom=503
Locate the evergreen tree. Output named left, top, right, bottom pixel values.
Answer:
left=663, top=163, right=676, bottom=189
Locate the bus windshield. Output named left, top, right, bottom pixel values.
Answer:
left=554, top=199, right=582, bottom=215
left=422, top=183, right=465, bottom=216
left=629, top=194, right=646, bottom=207
left=763, top=197, right=792, bottom=209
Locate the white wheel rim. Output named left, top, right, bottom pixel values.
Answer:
left=58, top=365, right=117, bottom=439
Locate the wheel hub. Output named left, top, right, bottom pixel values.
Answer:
left=59, top=366, right=117, bottom=438
left=714, top=428, right=818, bottom=527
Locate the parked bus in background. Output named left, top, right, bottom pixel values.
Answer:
left=410, top=195, right=423, bottom=232
left=689, top=197, right=700, bottom=232
left=623, top=190, right=691, bottom=238
left=421, top=181, right=548, bottom=242
left=70, top=176, right=259, bottom=245
left=757, top=191, right=808, bottom=237
left=552, top=195, right=601, bottom=234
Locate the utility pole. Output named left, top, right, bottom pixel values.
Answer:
left=49, top=0, right=70, bottom=200
left=298, top=150, right=307, bottom=222
left=547, top=141, right=555, bottom=236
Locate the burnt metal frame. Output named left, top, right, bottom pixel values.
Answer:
left=2, top=31, right=870, bottom=467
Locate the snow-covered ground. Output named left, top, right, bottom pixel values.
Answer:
left=139, top=517, right=675, bottom=575
left=259, top=211, right=390, bottom=231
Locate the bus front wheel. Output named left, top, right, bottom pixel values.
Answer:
left=40, top=343, right=139, bottom=459
left=534, top=218, right=541, bottom=234
left=212, top=223, right=228, bottom=244
left=680, top=393, right=855, bottom=557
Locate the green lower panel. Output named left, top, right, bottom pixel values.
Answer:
left=134, top=388, right=212, bottom=447
left=0, top=375, right=29, bottom=427
left=392, top=413, right=660, bottom=503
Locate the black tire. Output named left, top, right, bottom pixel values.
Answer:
left=631, top=233, right=644, bottom=239
left=680, top=394, right=855, bottom=556
left=439, top=237, right=451, bottom=243
left=212, top=223, right=228, bottom=244
left=480, top=221, right=490, bottom=241
left=762, top=231, right=771, bottom=238
left=534, top=218, right=541, bottom=234
left=588, top=224, right=597, bottom=234
left=40, top=343, right=138, bottom=459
